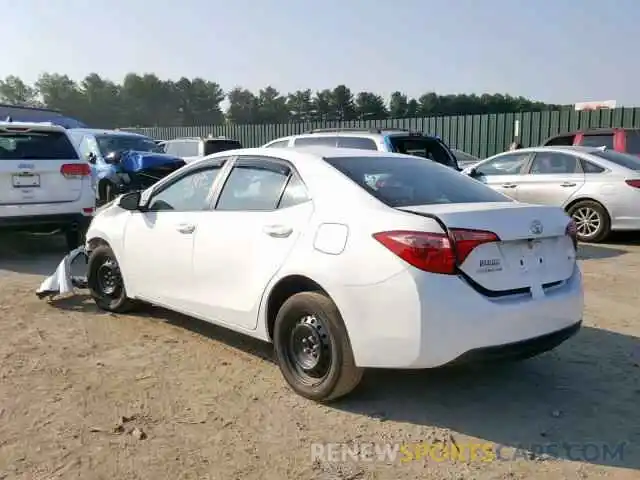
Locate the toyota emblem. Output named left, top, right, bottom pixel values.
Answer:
left=530, top=220, right=543, bottom=235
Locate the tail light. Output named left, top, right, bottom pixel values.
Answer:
left=373, top=228, right=499, bottom=275
left=566, top=219, right=578, bottom=249
left=60, top=163, right=91, bottom=177
left=625, top=179, right=640, bottom=189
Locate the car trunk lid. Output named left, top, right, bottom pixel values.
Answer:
left=399, top=202, right=576, bottom=293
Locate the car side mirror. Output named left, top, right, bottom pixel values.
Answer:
left=87, top=152, right=97, bottom=164
left=468, top=167, right=480, bottom=177
left=118, top=191, right=143, bottom=211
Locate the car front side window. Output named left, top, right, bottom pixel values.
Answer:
left=147, top=166, right=223, bottom=212
left=475, top=153, right=530, bottom=176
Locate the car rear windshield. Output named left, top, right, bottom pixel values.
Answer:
left=324, top=155, right=511, bottom=208
left=0, top=130, right=78, bottom=160
left=96, top=134, right=163, bottom=155
left=388, top=136, right=458, bottom=168
left=591, top=150, right=640, bottom=171
left=204, top=140, right=242, bottom=155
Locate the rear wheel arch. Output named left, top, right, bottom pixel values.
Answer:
left=266, top=274, right=335, bottom=341
left=564, top=197, right=609, bottom=217
left=565, top=197, right=612, bottom=242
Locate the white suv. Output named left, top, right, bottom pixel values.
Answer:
left=0, top=121, right=95, bottom=250
left=263, top=128, right=461, bottom=170
left=161, top=136, right=242, bottom=163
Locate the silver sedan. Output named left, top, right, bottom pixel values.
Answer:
left=462, top=146, right=640, bottom=243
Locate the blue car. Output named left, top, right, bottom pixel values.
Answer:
left=67, top=129, right=185, bottom=205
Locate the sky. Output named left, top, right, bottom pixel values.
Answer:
left=3, top=0, right=640, bottom=106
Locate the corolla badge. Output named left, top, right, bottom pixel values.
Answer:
left=530, top=220, right=543, bottom=235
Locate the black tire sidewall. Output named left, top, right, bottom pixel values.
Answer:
left=568, top=200, right=610, bottom=243
left=273, top=292, right=354, bottom=402
left=87, top=245, right=130, bottom=312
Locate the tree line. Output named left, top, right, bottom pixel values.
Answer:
left=0, top=73, right=565, bottom=128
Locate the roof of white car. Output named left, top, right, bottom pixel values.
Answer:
left=203, top=146, right=411, bottom=163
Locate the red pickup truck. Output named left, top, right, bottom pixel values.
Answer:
left=542, top=128, right=640, bottom=155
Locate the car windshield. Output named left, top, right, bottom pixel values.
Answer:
left=204, top=139, right=242, bottom=155
left=591, top=150, right=640, bottom=171
left=0, top=130, right=78, bottom=160
left=96, top=134, right=163, bottom=155
left=325, top=155, right=511, bottom=208
left=388, top=136, right=458, bottom=169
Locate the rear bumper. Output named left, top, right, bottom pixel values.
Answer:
left=0, top=213, right=91, bottom=232
left=447, top=321, right=582, bottom=365
left=334, top=265, right=584, bottom=369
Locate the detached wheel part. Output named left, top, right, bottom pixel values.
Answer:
left=568, top=200, right=610, bottom=243
left=87, top=245, right=136, bottom=313
left=273, top=292, right=363, bottom=402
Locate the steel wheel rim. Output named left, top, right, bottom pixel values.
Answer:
left=96, top=257, right=122, bottom=297
left=286, top=315, right=332, bottom=384
left=573, top=207, right=601, bottom=238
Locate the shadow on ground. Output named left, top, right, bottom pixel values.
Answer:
left=43, top=293, right=640, bottom=469
left=577, top=243, right=628, bottom=260
left=0, top=232, right=71, bottom=276
left=329, top=326, right=640, bottom=469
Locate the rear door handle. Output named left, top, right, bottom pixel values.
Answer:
left=263, top=225, right=293, bottom=238
left=176, top=223, right=196, bottom=234
left=560, top=182, right=577, bottom=187
left=501, top=183, right=517, bottom=188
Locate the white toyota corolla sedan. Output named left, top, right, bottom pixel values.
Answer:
left=85, top=147, right=584, bottom=402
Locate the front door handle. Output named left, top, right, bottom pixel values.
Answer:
left=501, top=183, right=517, bottom=189
left=176, top=223, right=196, bottom=234
left=560, top=182, right=577, bottom=187
left=263, top=225, right=293, bottom=238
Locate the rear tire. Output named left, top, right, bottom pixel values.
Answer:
left=567, top=200, right=610, bottom=243
left=87, top=245, right=136, bottom=313
left=273, top=291, right=363, bottom=402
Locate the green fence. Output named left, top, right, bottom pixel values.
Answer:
left=123, top=107, right=640, bottom=159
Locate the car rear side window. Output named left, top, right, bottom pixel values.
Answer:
left=590, top=150, right=640, bottom=171
left=625, top=130, right=640, bottom=154
left=293, top=137, right=338, bottom=147
left=204, top=140, right=242, bottom=155
left=581, top=134, right=614, bottom=149
left=580, top=159, right=605, bottom=173
left=266, top=140, right=290, bottom=148
left=278, top=172, right=310, bottom=208
left=0, top=130, right=78, bottom=160
left=325, top=155, right=511, bottom=208
left=336, top=137, right=378, bottom=150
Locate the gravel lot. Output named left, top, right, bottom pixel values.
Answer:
left=0, top=232, right=639, bottom=480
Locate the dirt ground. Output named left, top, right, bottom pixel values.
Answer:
left=0, top=233, right=638, bottom=480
